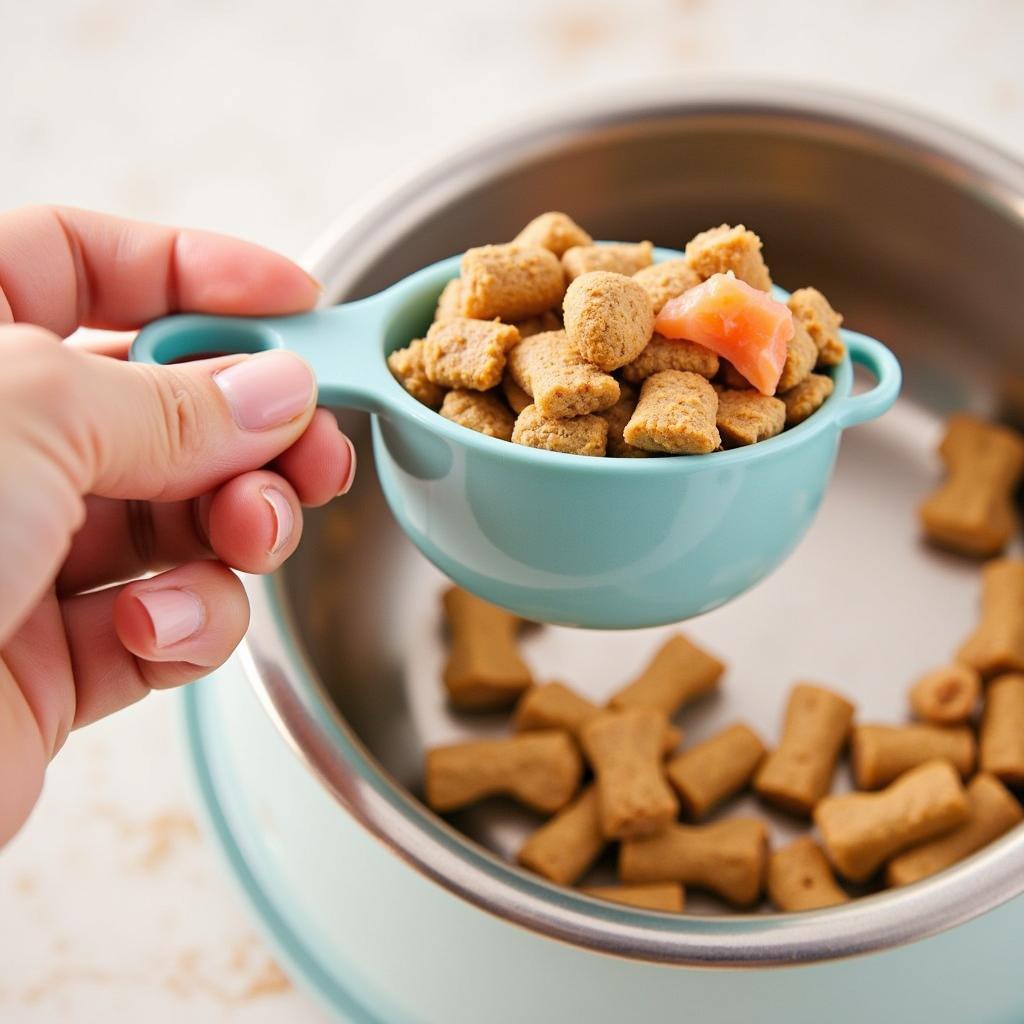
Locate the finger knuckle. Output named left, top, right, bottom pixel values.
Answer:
left=142, top=366, right=208, bottom=472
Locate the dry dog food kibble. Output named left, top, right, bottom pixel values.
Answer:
left=517, top=784, right=607, bottom=885
left=919, top=414, right=1024, bottom=558
left=776, top=320, right=819, bottom=392
left=851, top=723, right=976, bottom=790
left=787, top=287, right=845, bottom=367
left=580, top=709, right=680, bottom=840
left=610, top=634, right=725, bottom=717
left=621, top=335, right=719, bottom=383
left=422, top=317, right=520, bottom=391
left=781, top=373, right=835, bottom=427
left=562, top=241, right=653, bottom=282
left=599, top=383, right=651, bottom=458
left=886, top=773, right=1023, bottom=887
left=460, top=243, right=565, bottom=321
left=684, top=224, right=772, bottom=292
left=440, top=389, right=516, bottom=441
left=909, top=664, right=981, bottom=725
left=434, top=278, right=463, bottom=323
left=511, top=404, right=608, bottom=456
left=513, top=211, right=592, bottom=257
left=387, top=339, right=447, bottom=409
left=501, top=372, right=533, bottom=414
left=563, top=271, right=655, bottom=371
left=513, top=310, right=562, bottom=339
left=979, top=673, right=1024, bottom=784
left=767, top=837, right=850, bottom=912
left=666, top=723, right=766, bottom=820
left=582, top=882, right=685, bottom=912
left=715, top=389, right=786, bottom=448
left=425, top=731, right=582, bottom=814
left=632, top=258, right=701, bottom=313
left=815, top=759, right=970, bottom=882
left=754, top=684, right=855, bottom=816
left=623, top=370, right=721, bottom=455
left=619, top=819, right=768, bottom=906
left=442, top=587, right=533, bottom=710
left=957, top=559, right=1024, bottom=678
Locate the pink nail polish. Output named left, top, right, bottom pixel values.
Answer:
left=136, top=589, right=205, bottom=648
left=213, top=350, right=315, bottom=431
left=261, top=486, right=294, bottom=553
left=338, top=432, right=358, bottom=496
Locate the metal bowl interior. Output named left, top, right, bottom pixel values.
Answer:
left=250, top=86, right=1024, bottom=965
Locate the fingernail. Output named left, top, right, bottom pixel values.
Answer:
left=213, top=351, right=315, bottom=431
left=303, top=269, right=325, bottom=294
left=338, top=431, right=357, bottom=496
left=261, top=486, right=294, bottom=554
left=136, top=589, right=205, bottom=648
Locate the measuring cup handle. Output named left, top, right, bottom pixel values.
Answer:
left=833, top=331, right=902, bottom=429
left=130, top=296, right=392, bottom=413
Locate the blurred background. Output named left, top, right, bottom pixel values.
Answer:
left=1, top=1, right=1022, bottom=1020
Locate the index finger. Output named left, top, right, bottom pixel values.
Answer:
left=0, top=205, right=321, bottom=336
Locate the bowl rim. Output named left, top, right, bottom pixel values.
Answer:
left=240, top=82, right=1024, bottom=967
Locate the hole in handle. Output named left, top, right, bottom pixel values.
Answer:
left=138, top=317, right=280, bottom=367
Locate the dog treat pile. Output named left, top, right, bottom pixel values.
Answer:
left=389, top=213, right=846, bottom=457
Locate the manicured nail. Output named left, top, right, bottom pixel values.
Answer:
left=136, top=589, right=204, bottom=648
left=261, top=486, right=294, bottom=553
left=213, top=351, right=315, bottom=430
left=338, top=431, right=357, bottom=496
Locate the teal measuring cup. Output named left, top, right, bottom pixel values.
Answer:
left=131, top=247, right=901, bottom=629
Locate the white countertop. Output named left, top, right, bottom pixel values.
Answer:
left=2, top=1, right=1023, bottom=1020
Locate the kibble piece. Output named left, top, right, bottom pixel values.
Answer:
left=814, top=759, right=971, bottom=882
left=513, top=211, right=592, bottom=257
left=619, top=819, right=768, bottom=906
left=776, top=320, right=818, bottom=392
left=563, top=271, right=655, bottom=371
left=666, top=723, right=766, bottom=820
left=517, top=785, right=606, bottom=885
left=632, top=258, right=701, bottom=313
left=580, top=708, right=680, bottom=840
left=501, top=373, right=533, bottom=414
left=461, top=243, right=565, bottom=321
left=442, top=587, right=532, bottom=710
left=767, top=837, right=849, bottom=912
left=513, top=310, right=562, bottom=339
left=388, top=339, right=447, bottom=409
left=787, top=287, right=845, bottom=367
left=610, top=634, right=725, bottom=718
left=781, top=373, right=834, bottom=427
left=425, top=731, right=582, bottom=814
left=851, top=724, right=976, bottom=790
left=433, top=278, right=463, bottom=323
left=715, top=389, right=786, bottom=447
left=684, top=224, right=772, bottom=291
left=979, top=673, right=1024, bottom=783
left=512, top=405, right=608, bottom=457
left=507, top=330, right=620, bottom=419
left=440, top=389, right=516, bottom=441
left=581, top=882, right=685, bottom=912
left=599, top=383, right=651, bottom=459
left=886, top=773, right=1023, bottom=887
left=562, top=242, right=654, bottom=282
left=754, top=683, right=855, bottom=816
left=909, top=664, right=981, bottom=725
left=623, top=370, right=721, bottom=455
left=423, top=317, right=520, bottom=391
left=919, top=414, right=1024, bottom=558
left=621, top=335, right=719, bottom=383
left=957, top=559, right=1024, bottom=678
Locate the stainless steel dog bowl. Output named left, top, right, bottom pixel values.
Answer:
left=189, top=84, right=1024, bottom=1022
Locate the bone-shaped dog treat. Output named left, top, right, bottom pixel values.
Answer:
left=886, top=773, right=1023, bottom=887
left=618, top=819, right=768, bottom=906
left=851, top=723, right=976, bottom=790
left=754, top=683, right=855, bottom=816
left=666, top=722, right=766, bottom=819
left=580, top=708, right=680, bottom=840
left=610, top=634, right=725, bottom=717
left=563, top=271, right=655, bottom=371
left=957, top=559, right=1024, bottom=679
left=814, top=759, right=971, bottom=882
left=919, top=414, right=1024, bottom=558
left=517, top=784, right=606, bottom=885
left=581, top=882, right=685, bottom=912
left=460, top=243, right=565, bottom=321
left=767, top=837, right=849, bottom=912
left=909, top=663, right=981, bottom=725
left=442, top=587, right=533, bottom=710
left=513, top=682, right=681, bottom=754
left=425, top=731, right=582, bottom=814
left=980, top=673, right=1024, bottom=784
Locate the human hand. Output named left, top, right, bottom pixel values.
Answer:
left=0, top=206, right=356, bottom=845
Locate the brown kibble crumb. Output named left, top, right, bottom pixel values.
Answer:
left=514, top=310, right=562, bottom=339
left=621, top=335, right=719, bottom=383
left=632, top=258, right=701, bottom=313
left=423, top=317, right=520, bottom=391
left=788, top=287, right=845, bottom=367
left=562, top=242, right=654, bottom=282
left=433, top=279, right=463, bottom=323
left=461, top=243, right=565, bottom=321
left=440, top=389, right=516, bottom=441
left=623, top=370, right=721, bottom=455
left=501, top=372, right=533, bottom=414
left=563, top=271, right=655, bottom=371
left=685, top=224, right=772, bottom=292
left=776, top=320, right=818, bottom=392
left=388, top=339, right=447, bottom=409
left=716, top=389, right=786, bottom=447
left=512, top=404, right=608, bottom=456
left=599, top=383, right=651, bottom=458
left=507, top=330, right=620, bottom=419
left=513, top=211, right=592, bottom=257
left=781, top=373, right=834, bottom=426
